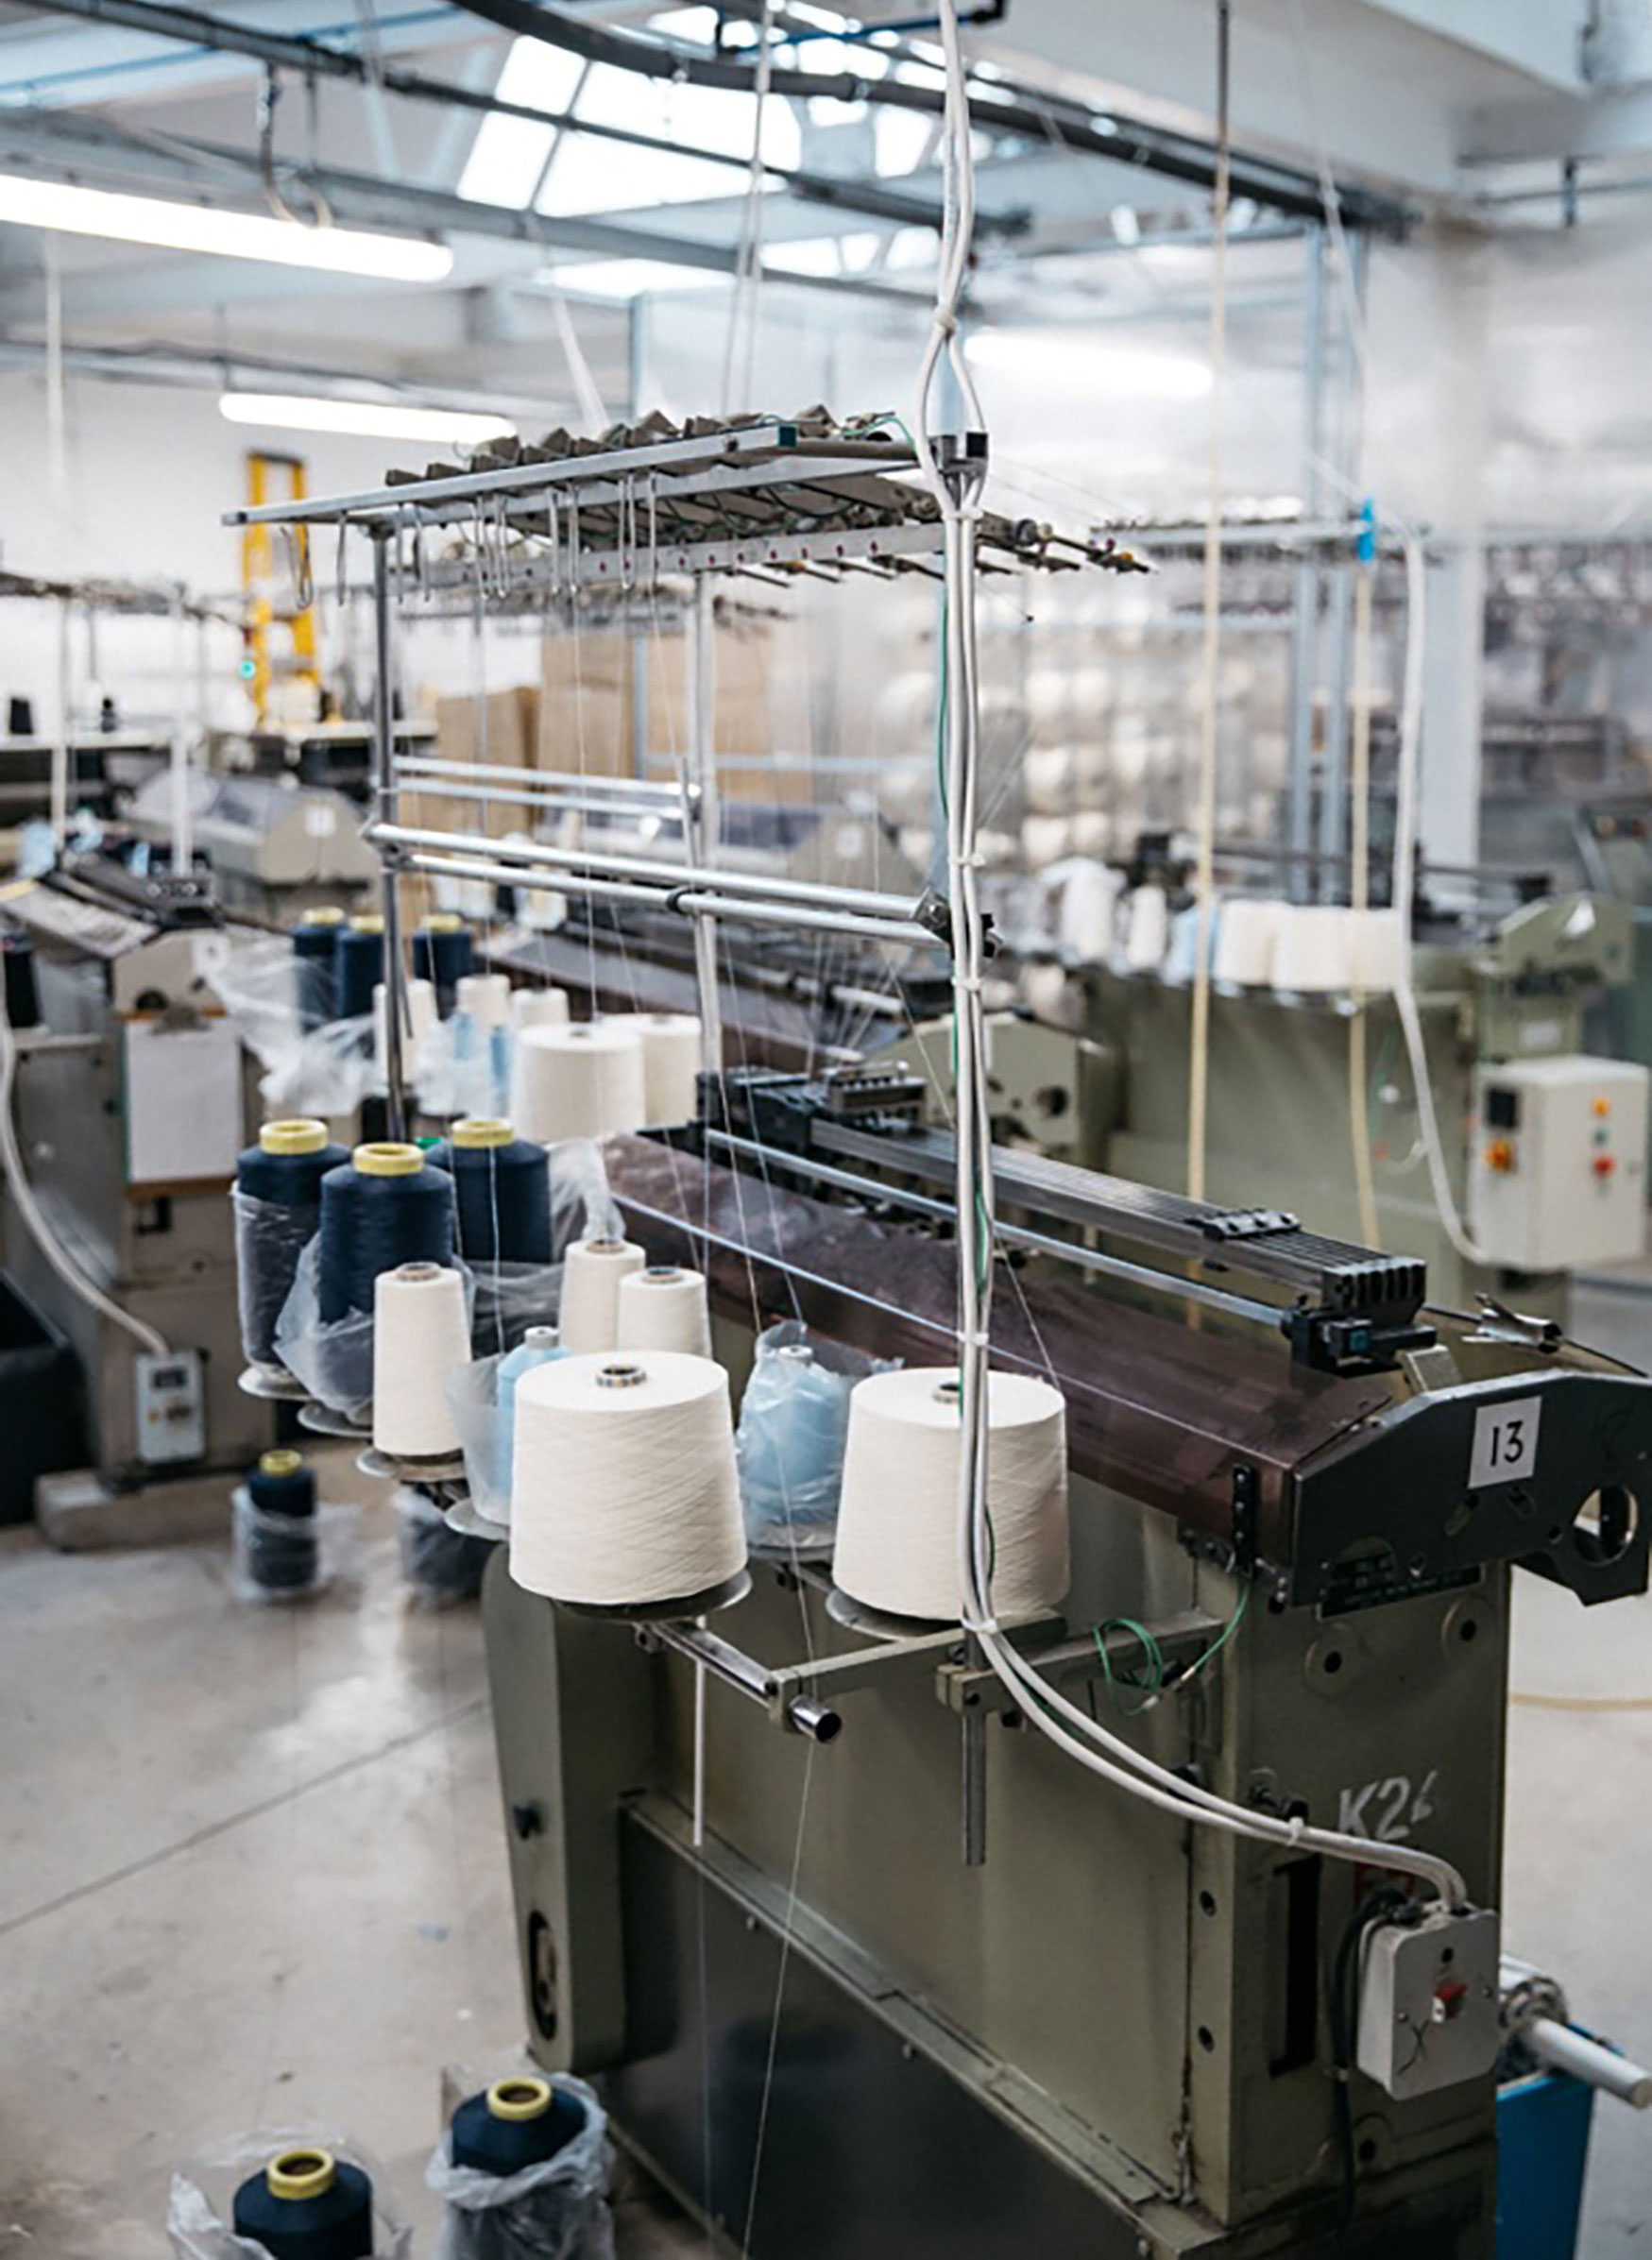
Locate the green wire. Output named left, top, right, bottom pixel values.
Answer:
left=1181, top=1582, right=1251, bottom=1682
left=1094, top=1617, right=1166, bottom=1716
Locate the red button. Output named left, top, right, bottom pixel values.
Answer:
left=1593, top=1154, right=1616, bottom=1179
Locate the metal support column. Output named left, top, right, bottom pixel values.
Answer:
left=685, top=575, right=724, bottom=1084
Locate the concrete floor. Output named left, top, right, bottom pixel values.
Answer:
left=3, top=1296, right=1651, bottom=2255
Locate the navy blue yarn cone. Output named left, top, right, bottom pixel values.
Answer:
left=430, top=1124, right=552, bottom=1266
left=316, top=1146, right=456, bottom=1324
left=291, top=909, right=346, bottom=1029
left=333, top=919, right=385, bottom=1022
left=231, top=2150, right=374, bottom=2260
left=412, top=917, right=474, bottom=1015
left=235, top=1120, right=350, bottom=1366
left=451, top=2079, right=586, bottom=2177
left=245, top=1448, right=318, bottom=1593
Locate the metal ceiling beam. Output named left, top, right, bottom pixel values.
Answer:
left=14, top=0, right=1019, bottom=238
left=445, top=0, right=1411, bottom=232
left=0, top=106, right=932, bottom=303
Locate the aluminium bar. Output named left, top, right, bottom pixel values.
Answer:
left=374, top=819, right=926, bottom=921
left=394, top=755, right=688, bottom=805
left=371, top=533, right=407, bottom=1139
left=403, top=853, right=938, bottom=950
left=223, top=425, right=917, bottom=530
left=707, top=1130, right=1275, bottom=1327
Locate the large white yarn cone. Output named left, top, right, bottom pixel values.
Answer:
left=616, top=1265, right=712, bottom=1356
left=372, top=1262, right=469, bottom=1458
left=558, top=1235, right=646, bottom=1353
left=832, top=1367, right=1069, bottom=1623
left=638, top=1013, right=703, bottom=1126
left=1123, top=884, right=1170, bottom=972
left=510, top=1019, right=647, bottom=1143
left=510, top=1350, right=746, bottom=1606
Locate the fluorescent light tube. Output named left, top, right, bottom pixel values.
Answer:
left=0, top=174, right=451, bottom=281
left=219, top=393, right=515, bottom=445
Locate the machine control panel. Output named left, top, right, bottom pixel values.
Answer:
left=1358, top=1905, right=1501, bottom=2100
left=135, top=1349, right=206, bottom=1465
left=1468, top=1055, right=1648, bottom=1271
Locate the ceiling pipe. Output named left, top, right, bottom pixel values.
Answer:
left=446, top=0, right=1410, bottom=233
left=18, top=0, right=1024, bottom=240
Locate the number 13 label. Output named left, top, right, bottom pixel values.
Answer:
left=1469, top=1395, right=1541, bottom=1489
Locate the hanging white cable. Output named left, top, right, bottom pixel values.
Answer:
left=1348, top=557, right=1381, bottom=1246
left=721, top=0, right=776, bottom=417
left=1388, top=535, right=1490, bottom=1267
left=926, top=0, right=1466, bottom=1912
left=0, top=986, right=169, bottom=1360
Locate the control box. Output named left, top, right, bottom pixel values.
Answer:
left=1468, top=1055, right=1648, bottom=1272
left=135, top=1349, right=206, bottom=1466
left=1357, top=1904, right=1501, bottom=2100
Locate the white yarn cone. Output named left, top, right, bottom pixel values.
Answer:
left=616, top=1266, right=712, bottom=1356
left=510, top=1019, right=647, bottom=1144
left=832, top=1367, right=1069, bottom=1623
left=1273, top=904, right=1354, bottom=994
left=509, top=986, right=571, bottom=1034
left=510, top=1350, right=746, bottom=1606
left=372, top=1262, right=469, bottom=1459
left=456, top=972, right=512, bottom=1029
left=1123, top=885, right=1170, bottom=972
left=639, top=1013, right=703, bottom=1126
left=1350, top=908, right=1404, bottom=993
left=372, top=978, right=437, bottom=1080
left=1213, top=897, right=1284, bottom=988
left=558, top=1235, right=646, bottom=1354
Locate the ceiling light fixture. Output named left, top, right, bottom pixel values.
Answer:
left=969, top=331, right=1213, bottom=402
left=218, top=393, right=514, bottom=446
left=0, top=175, right=452, bottom=282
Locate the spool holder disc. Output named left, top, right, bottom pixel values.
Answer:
left=298, top=1400, right=371, bottom=1440
left=444, top=1492, right=507, bottom=1542
left=357, top=1446, right=468, bottom=1486
left=558, top=1567, right=753, bottom=1624
left=238, top=1364, right=312, bottom=1402
left=825, top=1586, right=956, bottom=1642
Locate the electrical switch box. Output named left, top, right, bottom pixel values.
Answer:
left=1468, top=1055, right=1648, bottom=1271
left=1357, top=1904, right=1501, bottom=2100
left=135, top=1349, right=206, bottom=1466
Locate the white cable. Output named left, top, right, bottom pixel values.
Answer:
left=1388, top=535, right=1490, bottom=1267
left=924, top=0, right=1466, bottom=1911
left=0, top=980, right=169, bottom=1361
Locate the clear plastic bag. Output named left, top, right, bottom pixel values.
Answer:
left=396, top=1485, right=492, bottom=1609
left=736, top=1320, right=899, bottom=1556
left=231, top=1188, right=316, bottom=1377
left=229, top=1486, right=358, bottom=1606
left=205, top=935, right=380, bottom=1120
left=468, top=1262, right=560, bottom=1361
left=549, top=1138, right=622, bottom=1252
left=167, top=2130, right=412, bottom=2259
left=448, top=1355, right=512, bottom=1525
left=427, top=2073, right=615, bottom=2260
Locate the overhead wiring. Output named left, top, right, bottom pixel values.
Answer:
left=926, top=0, right=1467, bottom=1912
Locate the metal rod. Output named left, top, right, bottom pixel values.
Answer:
left=374, top=819, right=925, bottom=920
left=372, top=532, right=407, bottom=1139
left=646, top=1620, right=843, bottom=1741
left=395, top=754, right=687, bottom=804
left=708, top=1131, right=1277, bottom=1325
left=687, top=575, right=724, bottom=1086
left=1522, top=2018, right=1652, bottom=2109
left=402, top=851, right=939, bottom=949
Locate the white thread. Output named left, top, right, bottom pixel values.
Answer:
left=509, top=1018, right=647, bottom=1145
left=508, top=985, right=571, bottom=1035
left=372, top=978, right=436, bottom=1081
left=456, top=972, right=512, bottom=1029
left=616, top=1265, right=712, bottom=1357
left=558, top=1234, right=646, bottom=1354
left=1272, top=903, right=1355, bottom=994
left=509, top=1349, right=746, bottom=1607
left=638, top=1011, right=703, bottom=1127
left=832, top=1368, right=1069, bottom=1624
left=372, top=1262, right=469, bottom=1458
left=1212, top=896, right=1285, bottom=989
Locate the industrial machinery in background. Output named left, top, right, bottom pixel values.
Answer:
left=0, top=852, right=273, bottom=1543
left=126, top=768, right=380, bottom=920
